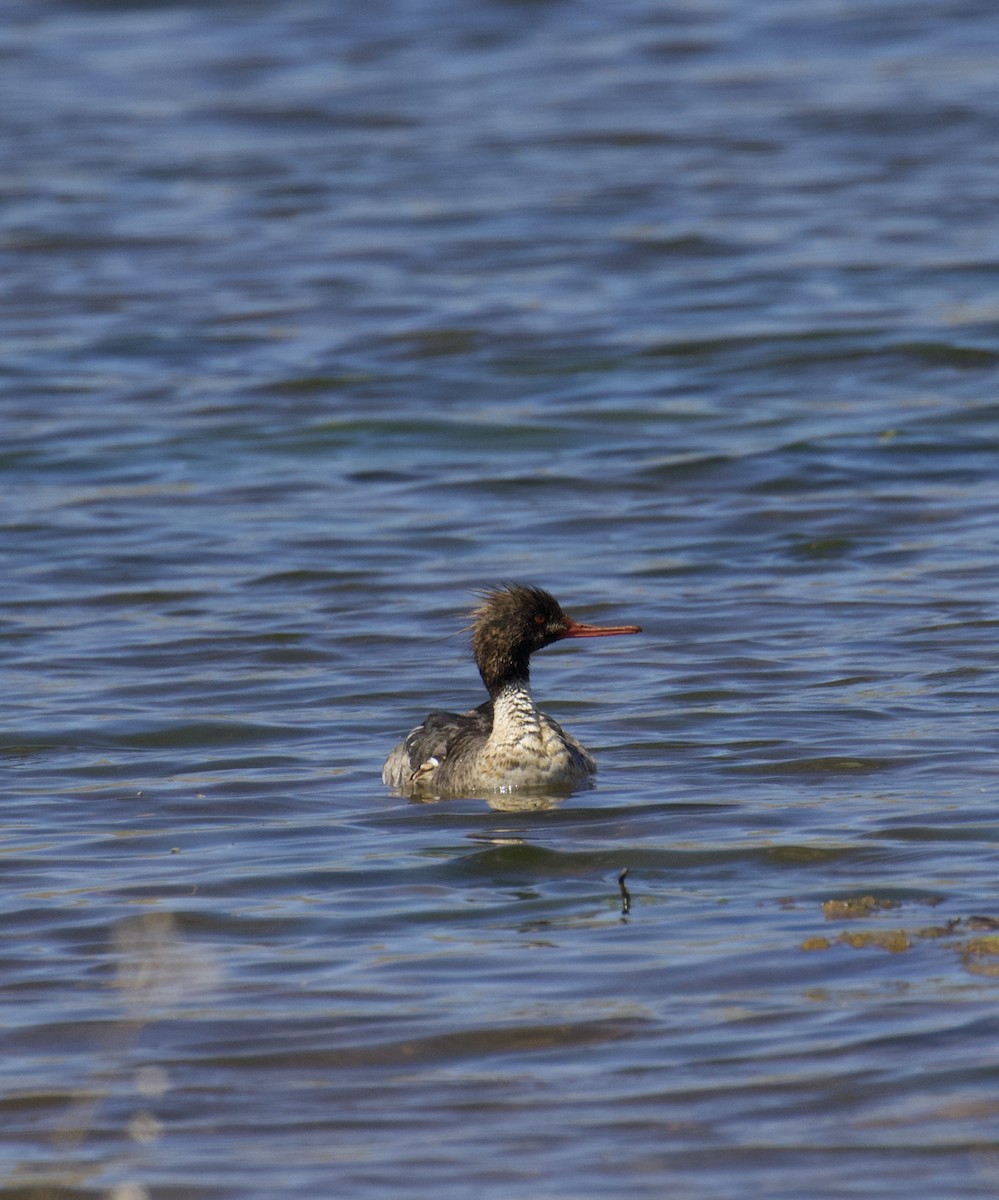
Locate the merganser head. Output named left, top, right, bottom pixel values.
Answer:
left=470, top=584, right=641, bottom=695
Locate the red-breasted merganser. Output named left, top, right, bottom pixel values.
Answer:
left=382, top=584, right=641, bottom=797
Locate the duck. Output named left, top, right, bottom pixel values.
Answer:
left=382, top=584, right=641, bottom=797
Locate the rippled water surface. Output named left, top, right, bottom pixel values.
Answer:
left=4, top=1, right=999, bottom=1197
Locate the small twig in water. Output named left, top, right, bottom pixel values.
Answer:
left=618, top=867, right=631, bottom=916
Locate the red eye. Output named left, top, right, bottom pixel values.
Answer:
left=534, top=613, right=546, bottom=625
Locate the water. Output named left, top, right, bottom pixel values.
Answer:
left=3, top=1, right=999, bottom=1197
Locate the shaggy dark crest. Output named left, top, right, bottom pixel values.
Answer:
left=469, top=584, right=571, bottom=695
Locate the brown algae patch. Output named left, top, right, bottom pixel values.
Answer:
left=797, top=901, right=999, bottom=969
left=798, top=927, right=911, bottom=954
left=822, top=895, right=898, bottom=920
left=838, top=928, right=911, bottom=953
left=962, top=934, right=999, bottom=978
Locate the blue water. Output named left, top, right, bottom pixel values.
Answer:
left=3, top=1, right=999, bottom=1197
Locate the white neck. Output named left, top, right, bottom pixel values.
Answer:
left=488, top=681, right=542, bottom=749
